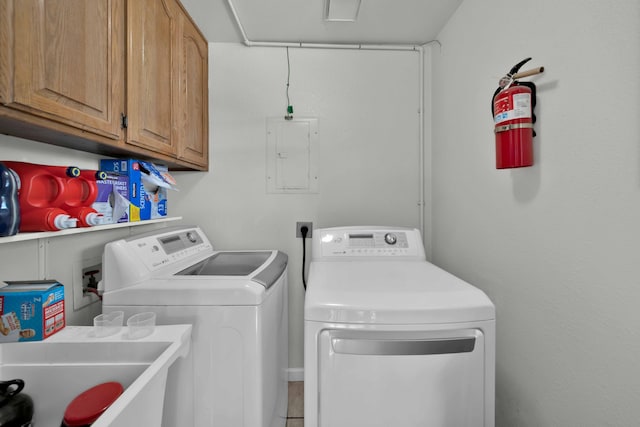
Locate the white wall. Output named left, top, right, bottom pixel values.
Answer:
left=172, top=43, right=423, bottom=369
left=430, top=0, right=640, bottom=425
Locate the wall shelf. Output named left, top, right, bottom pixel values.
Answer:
left=0, top=217, right=183, bottom=245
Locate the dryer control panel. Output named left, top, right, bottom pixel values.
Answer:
left=313, top=227, right=426, bottom=260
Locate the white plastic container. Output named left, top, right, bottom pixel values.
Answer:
left=93, top=311, right=124, bottom=337
left=0, top=325, right=191, bottom=427
left=126, top=312, right=156, bottom=340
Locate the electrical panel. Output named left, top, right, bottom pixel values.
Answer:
left=266, top=117, right=319, bottom=193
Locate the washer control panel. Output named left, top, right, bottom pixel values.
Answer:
left=315, top=227, right=425, bottom=258
left=125, top=227, right=213, bottom=271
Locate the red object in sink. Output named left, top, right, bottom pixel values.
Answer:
left=62, top=382, right=124, bottom=427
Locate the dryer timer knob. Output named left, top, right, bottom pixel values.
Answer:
left=384, top=233, right=397, bottom=245
left=186, top=232, right=198, bottom=243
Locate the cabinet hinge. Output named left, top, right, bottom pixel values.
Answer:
left=121, top=113, right=128, bottom=129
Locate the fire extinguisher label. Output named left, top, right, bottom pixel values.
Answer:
left=494, top=93, right=531, bottom=124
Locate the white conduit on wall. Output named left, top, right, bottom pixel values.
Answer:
left=225, top=0, right=429, bottom=240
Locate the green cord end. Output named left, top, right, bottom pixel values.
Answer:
left=285, top=105, right=294, bottom=120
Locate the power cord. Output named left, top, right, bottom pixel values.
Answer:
left=285, top=47, right=294, bottom=120
left=301, top=226, right=309, bottom=290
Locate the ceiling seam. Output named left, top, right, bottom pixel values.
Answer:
left=225, top=0, right=423, bottom=52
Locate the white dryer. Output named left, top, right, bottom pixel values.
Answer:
left=101, top=226, right=288, bottom=427
left=304, top=226, right=495, bottom=427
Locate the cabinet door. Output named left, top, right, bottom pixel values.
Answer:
left=8, top=0, right=124, bottom=140
left=177, top=12, right=209, bottom=169
left=127, top=0, right=179, bottom=157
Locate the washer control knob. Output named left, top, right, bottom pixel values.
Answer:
left=384, top=233, right=397, bottom=245
left=186, top=232, right=197, bottom=243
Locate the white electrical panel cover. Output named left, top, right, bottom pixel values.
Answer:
left=266, top=117, right=319, bottom=193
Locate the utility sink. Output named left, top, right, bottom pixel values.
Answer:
left=0, top=324, right=191, bottom=427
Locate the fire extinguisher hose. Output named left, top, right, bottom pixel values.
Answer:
left=512, top=67, right=544, bottom=80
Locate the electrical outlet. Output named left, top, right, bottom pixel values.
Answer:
left=296, top=221, right=313, bottom=238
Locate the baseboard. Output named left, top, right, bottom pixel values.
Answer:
left=287, top=368, right=304, bottom=382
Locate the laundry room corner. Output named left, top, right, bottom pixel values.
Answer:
left=171, top=42, right=425, bottom=371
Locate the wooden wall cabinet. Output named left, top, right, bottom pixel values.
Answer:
left=0, top=0, right=208, bottom=171
left=177, top=10, right=209, bottom=168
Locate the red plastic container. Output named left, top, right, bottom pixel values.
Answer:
left=61, top=170, right=107, bottom=227
left=2, top=162, right=105, bottom=230
left=2, top=161, right=75, bottom=231
left=2, top=161, right=67, bottom=212
left=18, top=207, right=76, bottom=232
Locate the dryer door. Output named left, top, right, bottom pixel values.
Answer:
left=318, top=328, right=486, bottom=427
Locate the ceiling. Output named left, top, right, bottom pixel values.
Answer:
left=179, top=0, right=464, bottom=45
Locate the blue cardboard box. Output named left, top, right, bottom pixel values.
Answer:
left=99, top=159, right=168, bottom=221
left=0, top=280, right=65, bottom=342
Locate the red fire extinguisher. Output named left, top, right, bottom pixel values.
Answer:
left=492, top=58, right=543, bottom=169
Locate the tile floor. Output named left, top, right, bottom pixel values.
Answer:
left=286, top=381, right=304, bottom=427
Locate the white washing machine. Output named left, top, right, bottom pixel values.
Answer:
left=101, top=226, right=288, bottom=427
left=304, top=226, right=495, bottom=427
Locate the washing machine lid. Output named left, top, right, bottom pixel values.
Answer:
left=305, top=261, right=495, bottom=324
left=103, top=250, right=288, bottom=306
left=175, top=251, right=286, bottom=289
